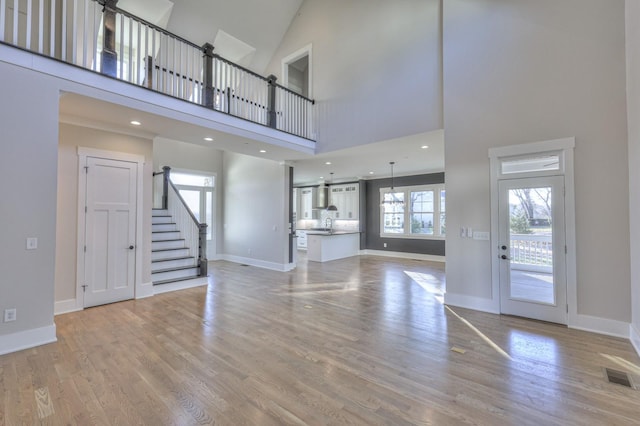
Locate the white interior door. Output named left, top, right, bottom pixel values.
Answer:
left=83, top=157, right=137, bottom=307
left=498, top=176, right=567, bottom=324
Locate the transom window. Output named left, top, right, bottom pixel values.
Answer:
left=380, top=184, right=445, bottom=238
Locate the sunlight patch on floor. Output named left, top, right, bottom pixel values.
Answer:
left=404, top=270, right=445, bottom=304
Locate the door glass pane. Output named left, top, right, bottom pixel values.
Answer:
left=179, top=190, right=201, bottom=222
left=508, top=186, right=555, bottom=304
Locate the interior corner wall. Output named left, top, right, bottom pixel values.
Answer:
left=364, top=173, right=445, bottom=256
left=152, top=137, right=224, bottom=257
left=265, top=0, right=442, bottom=153
left=626, top=0, right=640, bottom=347
left=443, top=0, right=630, bottom=322
left=0, top=61, right=58, bottom=339
left=56, top=123, right=153, bottom=304
left=222, top=152, right=290, bottom=267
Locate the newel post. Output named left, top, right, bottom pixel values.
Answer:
left=202, top=43, right=215, bottom=108
left=198, top=223, right=208, bottom=276
left=101, top=0, right=119, bottom=78
left=162, top=166, right=171, bottom=210
left=267, top=74, right=277, bottom=129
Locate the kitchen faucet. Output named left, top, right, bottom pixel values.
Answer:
left=325, top=217, right=333, bottom=232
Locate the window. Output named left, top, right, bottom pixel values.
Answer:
left=380, top=184, right=445, bottom=238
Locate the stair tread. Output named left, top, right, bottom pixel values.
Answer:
left=152, top=222, right=177, bottom=225
left=152, top=238, right=185, bottom=242
left=152, top=256, right=195, bottom=263
left=152, top=230, right=180, bottom=233
left=152, top=248, right=189, bottom=253
left=153, top=275, right=201, bottom=286
left=152, top=265, right=199, bottom=274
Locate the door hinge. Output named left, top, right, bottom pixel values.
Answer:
left=565, top=245, right=568, bottom=254
left=81, top=284, right=88, bottom=292
left=566, top=304, right=569, bottom=313
left=85, top=206, right=87, bottom=213
left=84, top=245, right=86, bottom=253
left=84, top=166, right=89, bottom=173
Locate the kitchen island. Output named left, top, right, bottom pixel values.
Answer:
left=305, top=231, right=360, bottom=262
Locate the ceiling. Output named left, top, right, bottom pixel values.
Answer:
left=59, top=94, right=444, bottom=185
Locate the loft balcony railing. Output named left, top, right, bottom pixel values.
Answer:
left=0, top=0, right=316, bottom=140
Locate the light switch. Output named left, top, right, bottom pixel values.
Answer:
left=466, top=227, right=474, bottom=238
left=26, top=237, right=38, bottom=250
left=460, top=227, right=466, bottom=238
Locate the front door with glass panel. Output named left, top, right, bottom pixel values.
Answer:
left=498, top=176, right=567, bottom=324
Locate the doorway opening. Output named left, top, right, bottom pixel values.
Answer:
left=282, top=44, right=312, bottom=98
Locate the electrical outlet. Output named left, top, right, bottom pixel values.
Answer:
left=26, top=237, right=38, bottom=250
left=383, top=243, right=387, bottom=248
left=4, top=308, right=16, bottom=322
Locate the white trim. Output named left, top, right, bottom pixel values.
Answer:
left=380, top=183, right=446, bottom=238
left=0, top=324, right=57, bottom=356
left=136, top=282, right=154, bottom=299
left=76, top=147, right=146, bottom=309
left=360, top=249, right=445, bottom=263
left=281, top=44, right=313, bottom=98
left=489, top=137, right=576, bottom=324
left=443, top=293, right=500, bottom=314
left=54, top=299, right=82, bottom=315
left=220, top=254, right=291, bottom=272
left=153, top=277, right=208, bottom=295
left=569, top=315, right=630, bottom=339
left=630, top=324, right=640, bottom=357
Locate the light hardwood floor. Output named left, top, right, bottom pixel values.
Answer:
left=1, top=254, right=639, bottom=425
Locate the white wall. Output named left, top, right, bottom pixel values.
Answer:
left=626, top=0, right=640, bottom=350
left=0, top=61, right=58, bottom=348
left=153, top=137, right=224, bottom=257
left=266, top=0, right=442, bottom=153
left=222, top=152, right=290, bottom=268
left=443, top=1, right=630, bottom=325
left=55, top=123, right=153, bottom=305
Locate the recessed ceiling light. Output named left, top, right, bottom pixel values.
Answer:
left=130, top=120, right=141, bottom=126
left=421, top=145, right=429, bottom=149
left=204, top=137, right=213, bottom=142
left=259, top=149, right=266, bottom=153
left=319, top=176, right=324, bottom=179
left=325, top=161, right=332, bottom=165
left=369, top=171, right=374, bottom=175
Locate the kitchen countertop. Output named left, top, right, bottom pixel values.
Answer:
left=299, top=230, right=360, bottom=235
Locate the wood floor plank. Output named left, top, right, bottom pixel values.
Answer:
left=1, top=254, right=640, bottom=425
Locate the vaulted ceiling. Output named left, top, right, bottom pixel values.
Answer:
left=118, top=0, right=304, bottom=74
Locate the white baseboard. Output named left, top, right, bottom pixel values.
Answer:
left=360, top=249, right=446, bottom=263
left=568, top=314, right=630, bottom=339
left=221, top=254, right=291, bottom=272
left=443, top=292, right=500, bottom=314
left=630, top=324, right=640, bottom=357
left=136, top=281, right=154, bottom=299
left=0, top=324, right=57, bottom=356
left=54, top=299, right=81, bottom=316
left=153, top=277, right=208, bottom=295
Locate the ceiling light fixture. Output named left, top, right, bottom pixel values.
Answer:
left=259, top=149, right=267, bottom=153
left=130, top=120, right=141, bottom=126
left=369, top=171, right=374, bottom=175
left=421, top=145, right=429, bottom=149
left=204, top=137, right=213, bottom=142
left=325, top=161, right=332, bottom=165
left=381, top=161, right=404, bottom=208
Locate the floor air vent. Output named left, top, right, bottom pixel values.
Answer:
left=604, top=368, right=634, bottom=389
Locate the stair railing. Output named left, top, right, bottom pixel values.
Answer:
left=0, top=0, right=316, bottom=140
left=153, top=166, right=207, bottom=276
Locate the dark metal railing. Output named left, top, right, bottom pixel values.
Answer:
left=0, top=0, right=315, bottom=140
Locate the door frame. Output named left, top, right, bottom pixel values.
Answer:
left=489, top=137, right=576, bottom=323
left=75, top=147, right=146, bottom=311
left=281, top=44, right=313, bottom=98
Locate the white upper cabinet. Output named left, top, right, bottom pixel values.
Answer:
left=330, top=184, right=359, bottom=220
left=300, top=188, right=314, bottom=219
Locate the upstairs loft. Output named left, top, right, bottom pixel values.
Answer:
left=0, top=0, right=316, bottom=141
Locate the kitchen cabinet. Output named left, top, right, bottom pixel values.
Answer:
left=299, top=188, right=314, bottom=219
left=297, top=230, right=308, bottom=249
left=329, top=184, right=359, bottom=220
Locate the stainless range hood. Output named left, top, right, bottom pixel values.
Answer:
left=313, top=185, right=329, bottom=209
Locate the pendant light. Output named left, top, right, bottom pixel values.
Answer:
left=381, top=161, right=404, bottom=207
left=327, top=172, right=338, bottom=211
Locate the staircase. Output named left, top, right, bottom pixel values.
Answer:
left=152, top=209, right=200, bottom=285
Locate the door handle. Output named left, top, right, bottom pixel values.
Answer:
left=129, top=245, right=135, bottom=250
left=501, top=254, right=510, bottom=260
